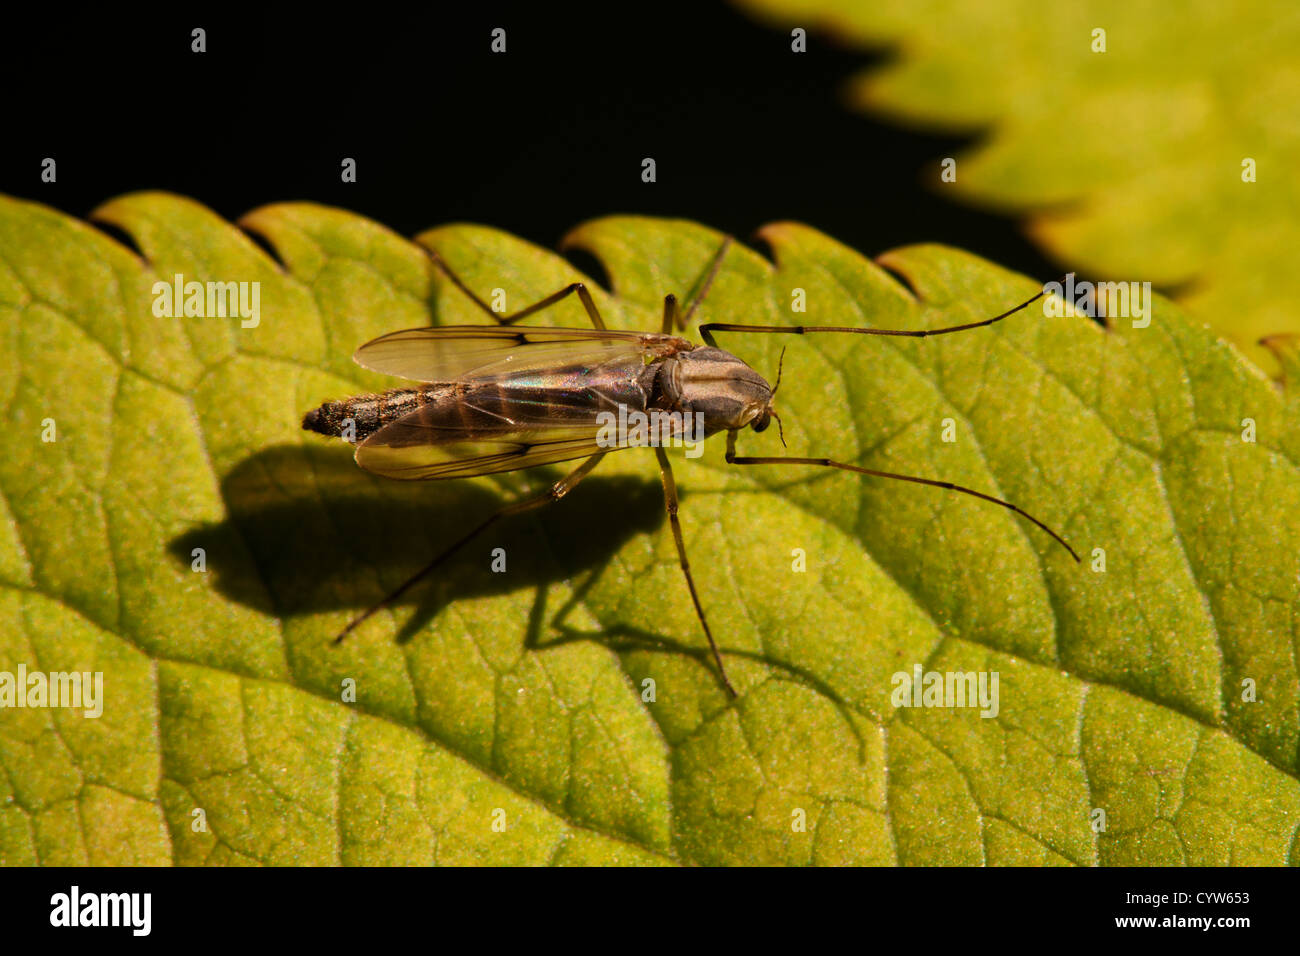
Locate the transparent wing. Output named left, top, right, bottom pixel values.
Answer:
left=354, top=367, right=658, bottom=480
left=353, top=325, right=692, bottom=383
left=356, top=433, right=609, bottom=480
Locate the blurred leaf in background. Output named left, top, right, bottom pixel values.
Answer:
left=737, top=0, right=1300, bottom=375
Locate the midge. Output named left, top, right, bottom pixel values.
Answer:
left=303, top=240, right=1079, bottom=696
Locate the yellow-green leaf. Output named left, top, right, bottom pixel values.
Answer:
left=0, top=192, right=1297, bottom=866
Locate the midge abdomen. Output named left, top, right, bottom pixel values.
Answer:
left=302, top=367, right=662, bottom=448
left=303, top=387, right=444, bottom=443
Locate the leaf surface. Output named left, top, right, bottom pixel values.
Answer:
left=0, top=193, right=1297, bottom=865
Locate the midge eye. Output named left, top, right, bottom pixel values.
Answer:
left=304, top=235, right=1080, bottom=700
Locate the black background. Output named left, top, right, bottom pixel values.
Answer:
left=2, top=1, right=1060, bottom=284
left=10, top=865, right=1278, bottom=941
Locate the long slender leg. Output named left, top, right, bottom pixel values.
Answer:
left=425, top=247, right=606, bottom=330
left=333, top=454, right=608, bottom=643
left=725, top=433, right=1079, bottom=561
left=679, top=236, right=732, bottom=329
left=699, top=278, right=1064, bottom=346
left=661, top=294, right=679, bottom=335
left=654, top=446, right=738, bottom=697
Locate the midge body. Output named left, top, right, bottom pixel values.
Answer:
left=303, top=338, right=774, bottom=453
left=304, top=240, right=1079, bottom=697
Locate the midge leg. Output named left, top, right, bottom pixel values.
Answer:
left=427, top=235, right=733, bottom=335
left=660, top=235, right=733, bottom=334
left=654, top=446, right=738, bottom=697
left=724, top=433, right=1080, bottom=562
left=333, top=453, right=608, bottom=643
left=424, top=247, right=607, bottom=330
left=677, top=235, right=733, bottom=330
left=661, top=293, right=679, bottom=335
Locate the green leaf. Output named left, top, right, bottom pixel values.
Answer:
left=1, top=192, right=1297, bottom=866
left=737, top=0, right=1300, bottom=375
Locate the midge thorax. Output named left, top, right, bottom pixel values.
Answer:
left=302, top=239, right=1079, bottom=697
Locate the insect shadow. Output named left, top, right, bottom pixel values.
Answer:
left=167, top=443, right=668, bottom=647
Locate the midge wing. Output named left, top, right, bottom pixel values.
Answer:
left=355, top=357, right=667, bottom=480
left=357, top=433, right=609, bottom=480
left=353, top=326, right=693, bottom=383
